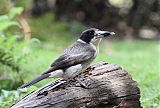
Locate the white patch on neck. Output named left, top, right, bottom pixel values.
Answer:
left=90, top=42, right=98, bottom=57
left=90, top=38, right=102, bottom=57
left=77, top=39, right=86, bottom=44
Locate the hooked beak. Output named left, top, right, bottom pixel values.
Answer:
left=95, top=30, right=115, bottom=38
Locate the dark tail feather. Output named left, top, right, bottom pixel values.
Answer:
left=21, top=74, right=50, bottom=88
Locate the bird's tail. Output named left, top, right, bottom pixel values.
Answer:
left=21, top=74, right=50, bottom=88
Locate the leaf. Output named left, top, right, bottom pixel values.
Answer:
left=8, top=7, right=24, bottom=19
left=0, top=15, right=19, bottom=31
left=0, top=35, right=5, bottom=43
left=3, top=36, right=16, bottom=48
left=0, top=15, right=9, bottom=21
left=29, top=38, right=41, bottom=48
left=0, top=48, right=18, bottom=71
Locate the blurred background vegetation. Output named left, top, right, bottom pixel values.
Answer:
left=0, top=0, right=159, bottom=107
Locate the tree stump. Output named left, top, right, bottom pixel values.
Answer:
left=11, top=62, right=141, bottom=108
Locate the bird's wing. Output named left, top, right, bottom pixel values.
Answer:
left=52, top=53, right=94, bottom=68
left=42, top=52, right=95, bottom=75
left=42, top=42, right=96, bottom=75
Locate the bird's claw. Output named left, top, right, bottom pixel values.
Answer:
left=75, top=78, right=90, bottom=89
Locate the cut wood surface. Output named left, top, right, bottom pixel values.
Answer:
left=11, top=62, right=141, bottom=108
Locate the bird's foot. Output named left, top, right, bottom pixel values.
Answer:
left=75, top=78, right=90, bottom=89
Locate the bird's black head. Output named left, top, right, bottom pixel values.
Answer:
left=79, top=28, right=98, bottom=43
left=79, top=28, right=115, bottom=44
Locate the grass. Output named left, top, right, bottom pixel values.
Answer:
left=0, top=13, right=159, bottom=107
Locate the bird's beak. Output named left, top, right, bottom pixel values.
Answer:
left=95, top=30, right=115, bottom=38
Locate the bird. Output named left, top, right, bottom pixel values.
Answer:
left=21, top=28, right=115, bottom=88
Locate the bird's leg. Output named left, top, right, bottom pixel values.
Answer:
left=75, top=77, right=89, bottom=89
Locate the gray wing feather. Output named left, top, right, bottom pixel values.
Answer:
left=43, top=42, right=95, bottom=74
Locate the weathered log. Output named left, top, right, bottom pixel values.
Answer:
left=11, top=62, right=141, bottom=108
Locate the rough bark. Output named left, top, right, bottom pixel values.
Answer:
left=11, top=62, right=141, bottom=108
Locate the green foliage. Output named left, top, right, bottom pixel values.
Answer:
left=0, top=36, right=18, bottom=71
left=0, top=0, right=12, bottom=15
left=0, top=6, right=34, bottom=90
left=0, top=89, right=28, bottom=107
left=0, top=15, right=19, bottom=32
left=0, top=7, right=23, bottom=107
left=0, top=89, right=19, bottom=107
left=8, top=7, right=23, bottom=19
left=0, top=6, right=43, bottom=107
left=0, top=7, right=23, bottom=31
left=0, top=6, right=23, bottom=74
left=29, top=13, right=70, bottom=44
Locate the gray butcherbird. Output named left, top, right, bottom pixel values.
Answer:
left=21, top=28, right=115, bottom=88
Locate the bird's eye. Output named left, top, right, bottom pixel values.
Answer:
left=89, top=31, right=94, bottom=34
